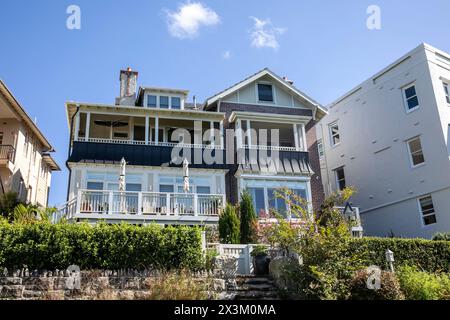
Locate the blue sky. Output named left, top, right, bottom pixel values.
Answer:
left=0, top=0, right=449, bottom=206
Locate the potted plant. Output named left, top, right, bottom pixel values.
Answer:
left=251, top=245, right=270, bottom=276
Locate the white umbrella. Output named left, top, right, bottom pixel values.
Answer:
left=119, top=157, right=126, bottom=213
left=183, top=158, right=190, bottom=193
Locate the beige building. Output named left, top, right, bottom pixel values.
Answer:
left=0, top=80, right=60, bottom=207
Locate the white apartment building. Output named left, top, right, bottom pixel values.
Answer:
left=317, top=43, right=450, bottom=239
left=0, top=80, right=60, bottom=206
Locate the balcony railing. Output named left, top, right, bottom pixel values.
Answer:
left=0, top=145, right=15, bottom=162
left=62, top=190, right=224, bottom=221
left=76, top=137, right=223, bottom=149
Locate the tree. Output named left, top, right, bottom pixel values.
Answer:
left=218, top=204, right=240, bottom=244
left=0, top=191, right=19, bottom=219
left=239, top=191, right=258, bottom=244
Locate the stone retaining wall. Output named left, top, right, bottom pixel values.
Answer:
left=0, top=268, right=227, bottom=300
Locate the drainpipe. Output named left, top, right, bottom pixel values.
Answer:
left=65, top=105, right=80, bottom=202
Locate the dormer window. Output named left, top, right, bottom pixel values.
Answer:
left=171, top=97, right=181, bottom=110
left=160, top=96, right=169, bottom=109
left=147, top=95, right=157, bottom=108
left=257, top=83, right=274, bottom=102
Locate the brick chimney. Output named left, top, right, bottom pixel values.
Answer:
left=116, top=67, right=139, bottom=105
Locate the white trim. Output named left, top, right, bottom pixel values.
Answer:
left=229, top=111, right=311, bottom=124
left=255, top=81, right=276, bottom=104
left=402, top=82, right=420, bottom=113
left=328, top=121, right=341, bottom=148
left=205, top=69, right=327, bottom=116
left=417, top=195, right=437, bottom=227
left=406, top=136, right=425, bottom=168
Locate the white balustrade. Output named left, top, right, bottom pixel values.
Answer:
left=74, top=190, right=223, bottom=218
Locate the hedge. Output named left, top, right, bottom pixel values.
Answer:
left=350, top=237, right=450, bottom=273
left=0, top=221, right=203, bottom=270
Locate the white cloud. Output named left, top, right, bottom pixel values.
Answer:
left=222, top=50, right=231, bottom=59
left=166, top=2, right=220, bottom=39
left=249, top=17, right=286, bottom=50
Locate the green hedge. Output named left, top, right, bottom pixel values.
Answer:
left=0, top=221, right=203, bottom=270
left=350, top=237, right=450, bottom=273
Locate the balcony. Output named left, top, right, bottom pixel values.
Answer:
left=57, top=190, right=224, bottom=225
left=0, top=145, right=15, bottom=171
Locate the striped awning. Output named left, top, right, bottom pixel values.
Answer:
left=238, top=155, right=313, bottom=176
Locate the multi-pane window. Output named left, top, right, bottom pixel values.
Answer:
left=257, top=83, right=274, bottom=102
left=247, top=188, right=266, bottom=218
left=0, top=132, right=3, bottom=145
left=147, top=95, right=157, bottom=107
left=159, top=96, right=169, bottom=109
left=87, top=182, right=104, bottom=190
left=329, top=122, right=340, bottom=146
left=407, top=137, right=425, bottom=167
left=334, top=167, right=346, bottom=191
left=171, top=97, right=181, bottom=109
left=418, top=196, right=437, bottom=226
left=403, top=84, right=419, bottom=111
left=317, top=139, right=324, bottom=159
left=443, top=82, right=450, bottom=104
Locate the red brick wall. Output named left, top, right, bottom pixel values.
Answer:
left=306, top=120, right=325, bottom=211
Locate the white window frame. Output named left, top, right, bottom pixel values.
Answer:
left=329, top=122, right=341, bottom=147
left=417, top=195, right=437, bottom=227
left=256, top=82, right=276, bottom=104
left=240, top=177, right=312, bottom=219
left=334, top=166, right=346, bottom=191
left=406, top=136, right=425, bottom=168
left=443, top=82, right=450, bottom=105
left=402, top=83, right=420, bottom=113
left=317, top=138, right=324, bottom=159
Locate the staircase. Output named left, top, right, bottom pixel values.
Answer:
left=226, top=276, right=280, bottom=300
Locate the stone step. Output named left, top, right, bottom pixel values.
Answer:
left=232, top=290, right=280, bottom=300
left=232, top=284, right=277, bottom=291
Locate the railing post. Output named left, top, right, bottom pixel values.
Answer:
left=137, top=192, right=142, bottom=215
left=166, top=193, right=171, bottom=215
left=193, top=194, right=198, bottom=216
left=75, top=190, right=82, bottom=215
left=108, top=191, right=114, bottom=215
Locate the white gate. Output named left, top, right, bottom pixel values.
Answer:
left=207, top=243, right=255, bottom=275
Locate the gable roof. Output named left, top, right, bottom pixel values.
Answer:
left=204, top=68, right=327, bottom=117
left=0, top=80, right=54, bottom=151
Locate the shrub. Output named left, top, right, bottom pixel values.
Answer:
left=0, top=222, right=203, bottom=270
left=348, top=269, right=404, bottom=300
left=397, top=266, right=450, bottom=300
left=218, top=204, right=240, bottom=244
left=146, top=270, right=212, bottom=300
left=349, top=237, right=450, bottom=273
left=433, top=232, right=450, bottom=241
left=239, top=191, right=258, bottom=244
left=251, top=245, right=268, bottom=257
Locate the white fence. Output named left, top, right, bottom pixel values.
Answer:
left=206, top=243, right=270, bottom=275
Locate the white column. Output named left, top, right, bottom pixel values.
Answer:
left=210, top=121, right=215, bottom=147
left=219, top=120, right=224, bottom=149
left=246, top=120, right=252, bottom=147
left=301, top=124, right=307, bottom=151
left=85, top=112, right=91, bottom=140
left=129, top=117, right=134, bottom=141
left=293, top=124, right=300, bottom=151
left=155, top=116, right=159, bottom=145
left=236, top=119, right=243, bottom=149
left=145, top=116, right=149, bottom=145
left=74, top=112, right=80, bottom=141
